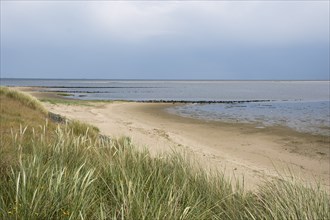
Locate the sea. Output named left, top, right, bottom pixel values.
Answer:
left=1, top=79, right=329, bottom=136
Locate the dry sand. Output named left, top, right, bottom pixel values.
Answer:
left=12, top=87, right=330, bottom=191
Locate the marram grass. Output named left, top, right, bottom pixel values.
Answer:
left=1, top=124, right=329, bottom=220
left=0, top=86, right=47, bottom=115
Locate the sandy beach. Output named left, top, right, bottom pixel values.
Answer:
left=40, top=99, right=329, bottom=191
left=10, top=86, right=329, bottom=190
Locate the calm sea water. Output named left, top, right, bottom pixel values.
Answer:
left=168, top=101, right=329, bottom=136
left=1, top=79, right=329, bottom=135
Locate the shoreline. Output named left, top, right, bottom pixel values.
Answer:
left=11, top=86, right=330, bottom=190
left=44, top=101, right=330, bottom=191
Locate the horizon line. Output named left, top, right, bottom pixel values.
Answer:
left=1, top=77, right=329, bottom=82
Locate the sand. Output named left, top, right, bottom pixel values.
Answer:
left=41, top=100, right=329, bottom=191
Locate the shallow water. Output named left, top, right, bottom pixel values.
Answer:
left=167, top=101, right=330, bottom=136
left=1, top=79, right=329, bottom=135
left=1, top=79, right=329, bottom=101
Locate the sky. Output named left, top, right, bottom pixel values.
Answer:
left=1, top=1, right=329, bottom=80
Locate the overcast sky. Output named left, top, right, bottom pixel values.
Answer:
left=1, top=1, right=329, bottom=80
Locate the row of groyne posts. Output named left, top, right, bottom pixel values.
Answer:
left=136, top=99, right=274, bottom=104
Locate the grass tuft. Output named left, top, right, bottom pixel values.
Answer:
left=0, top=87, right=47, bottom=114
left=67, top=119, right=100, bottom=140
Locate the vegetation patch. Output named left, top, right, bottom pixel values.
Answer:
left=0, top=87, right=47, bottom=114
left=56, top=92, right=73, bottom=97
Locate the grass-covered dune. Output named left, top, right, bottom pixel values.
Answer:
left=0, top=87, right=329, bottom=219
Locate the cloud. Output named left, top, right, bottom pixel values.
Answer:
left=86, top=1, right=329, bottom=45
left=1, top=1, right=329, bottom=46
left=88, top=2, right=179, bottom=41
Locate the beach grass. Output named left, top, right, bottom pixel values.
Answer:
left=0, top=87, right=329, bottom=219
left=68, top=119, right=100, bottom=140
left=0, top=87, right=55, bottom=176
left=0, top=86, right=47, bottom=114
